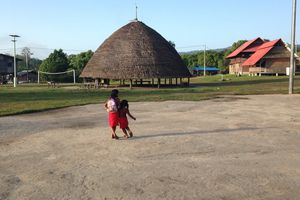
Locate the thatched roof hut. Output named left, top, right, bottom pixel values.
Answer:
left=80, top=20, right=191, bottom=87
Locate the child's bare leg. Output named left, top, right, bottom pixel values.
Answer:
left=121, top=128, right=129, bottom=138
left=126, top=127, right=133, bottom=137
left=111, top=127, right=119, bottom=139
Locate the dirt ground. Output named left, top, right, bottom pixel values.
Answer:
left=0, top=95, right=300, bottom=200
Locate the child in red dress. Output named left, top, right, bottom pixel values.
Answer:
left=119, top=100, right=136, bottom=138
left=104, top=89, right=120, bottom=139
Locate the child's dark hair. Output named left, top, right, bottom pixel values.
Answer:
left=119, top=100, right=129, bottom=109
left=110, top=89, right=119, bottom=99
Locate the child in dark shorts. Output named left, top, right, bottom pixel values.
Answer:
left=119, top=100, right=136, bottom=138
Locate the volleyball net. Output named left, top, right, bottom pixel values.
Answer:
left=38, top=69, right=76, bottom=84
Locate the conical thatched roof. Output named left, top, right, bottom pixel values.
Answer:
left=80, top=21, right=191, bottom=79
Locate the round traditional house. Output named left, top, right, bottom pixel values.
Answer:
left=80, top=20, right=191, bottom=88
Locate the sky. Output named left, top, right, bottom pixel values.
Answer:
left=0, top=0, right=299, bottom=59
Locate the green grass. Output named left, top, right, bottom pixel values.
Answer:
left=1, top=75, right=299, bottom=116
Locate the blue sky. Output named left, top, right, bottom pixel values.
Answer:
left=0, top=0, right=298, bottom=59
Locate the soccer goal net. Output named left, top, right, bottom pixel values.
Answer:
left=38, top=69, right=76, bottom=84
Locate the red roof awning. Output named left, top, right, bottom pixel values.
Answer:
left=242, top=39, right=283, bottom=66
left=242, top=47, right=273, bottom=66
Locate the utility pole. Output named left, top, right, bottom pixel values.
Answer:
left=204, top=44, right=206, bottom=76
left=9, top=34, right=20, bottom=87
left=289, top=0, right=297, bottom=94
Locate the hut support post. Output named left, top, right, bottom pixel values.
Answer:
left=152, top=79, right=154, bottom=86
left=129, top=79, right=133, bottom=89
left=140, top=79, right=143, bottom=86
left=170, top=78, right=172, bottom=85
left=158, top=78, right=161, bottom=89
left=98, top=78, right=101, bottom=88
left=164, top=78, right=166, bottom=85
left=175, top=78, right=178, bottom=85
left=188, top=78, right=190, bottom=86
left=119, top=79, right=122, bottom=86
left=180, top=78, right=182, bottom=86
left=95, top=79, right=99, bottom=89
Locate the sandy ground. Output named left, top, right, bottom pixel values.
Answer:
left=0, top=95, right=300, bottom=200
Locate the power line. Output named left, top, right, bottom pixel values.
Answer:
left=176, top=45, right=214, bottom=51
left=0, top=46, right=89, bottom=52
left=28, top=47, right=88, bottom=52
left=177, top=45, right=206, bottom=49
left=2, top=44, right=216, bottom=52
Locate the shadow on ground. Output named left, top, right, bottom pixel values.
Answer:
left=130, top=127, right=267, bottom=140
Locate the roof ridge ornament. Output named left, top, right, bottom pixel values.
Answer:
left=130, top=4, right=139, bottom=22
left=135, top=3, right=138, bottom=21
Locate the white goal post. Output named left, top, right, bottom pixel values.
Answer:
left=38, top=69, right=76, bottom=84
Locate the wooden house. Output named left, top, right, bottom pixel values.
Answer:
left=0, top=54, right=21, bottom=83
left=17, top=70, right=38, bottom=83
left=226, top=38, right=298, bottom=76
left=0, top=54, right=14, bottom=74
left=0, top=54, right=14, bottom=83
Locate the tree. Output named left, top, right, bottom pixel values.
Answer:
left=21, top=47, right=32, bottom=60
left=224, top=40, right=247, bottom=57
left=30, top=58, right=42, bottom=71
left=218, top=59, right=225, bottom=69
left=39, top=49, right=69, bottom=73
left=17, top=48, right=42, bottom=72
left=69, top=50, right=93, bottom=73
left=22, top=47, right=32, bottom=72
left=17, top=47, right=32, bottom=71
left=69, top=50, right=93, bottom=81
left=39, top=49, right=69, bottom=82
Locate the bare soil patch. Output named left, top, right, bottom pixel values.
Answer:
left=0, top=95, right=300, bottom=200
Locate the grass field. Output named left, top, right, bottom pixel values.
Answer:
left=0, top=74, right=299, bottom=116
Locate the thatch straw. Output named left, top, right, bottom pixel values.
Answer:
left=80, top=21, right=191, bottom=79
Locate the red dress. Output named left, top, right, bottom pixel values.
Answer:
left=119, top=108, right=129, bottom=129
left=106, top=98, right=120, bottom=128
left=108, top=112, right=119, bottom=127
left=119, top=117, right=128, bottom=129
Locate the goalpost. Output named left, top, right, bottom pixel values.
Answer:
left=38, top=69, right=76, bottom=84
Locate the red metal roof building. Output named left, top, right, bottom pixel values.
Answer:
left=226, top=38, right=296, bottom=75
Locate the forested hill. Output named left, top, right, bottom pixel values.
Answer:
left=179, top=47, right=228, bottom=55
left=179, top=40, right=247, bottom=71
